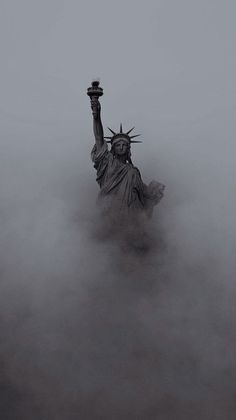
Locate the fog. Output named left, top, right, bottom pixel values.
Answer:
left=0, top=1, right=236, bottom=419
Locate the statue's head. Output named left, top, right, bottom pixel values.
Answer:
left=104, top=124, right=142, bottom=163
left=111, top=137, right=130, bottom=158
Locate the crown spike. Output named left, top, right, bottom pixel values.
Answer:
left=126, top=126, right=135, bottom=135
left=104, top=136, right=113, bottom=139
left=130, top=140, right=142, bottom=143
left=130, top=134, right=141, bottom=139
left=120, top=123, right=123, bottom=133
left=107, top=127, right=116, bottom=135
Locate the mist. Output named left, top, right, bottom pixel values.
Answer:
left=1, top=1, right=236, bottom=419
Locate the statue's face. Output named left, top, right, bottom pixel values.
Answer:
left=114, top=139, right=129, bottom=157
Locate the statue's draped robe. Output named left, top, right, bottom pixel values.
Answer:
left=91, top=143, right=164, bottom=218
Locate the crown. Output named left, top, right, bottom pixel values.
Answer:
left=104, top=124, right=142, bottom=144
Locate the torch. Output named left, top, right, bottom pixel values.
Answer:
left=87, top=80, right=103, bottom=119
left=87, top=79, right=103, bottom=99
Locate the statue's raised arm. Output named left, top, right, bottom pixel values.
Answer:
left=87, top=81, right=104, bottom=150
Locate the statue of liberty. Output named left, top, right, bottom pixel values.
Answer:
left=87, top=81, right=165, bottom=222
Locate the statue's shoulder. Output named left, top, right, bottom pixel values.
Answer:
left=131, top=165, right=142, bottom=177
left=91, top=142, right=111, bottom=163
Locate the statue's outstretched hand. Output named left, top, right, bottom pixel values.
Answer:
left=91, top=97, right=101, bottom=120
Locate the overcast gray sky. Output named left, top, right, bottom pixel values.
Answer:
left=0, top=1, right=236, bottom=419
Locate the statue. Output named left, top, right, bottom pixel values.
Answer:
left=87, top=81, right=165, bottom=222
